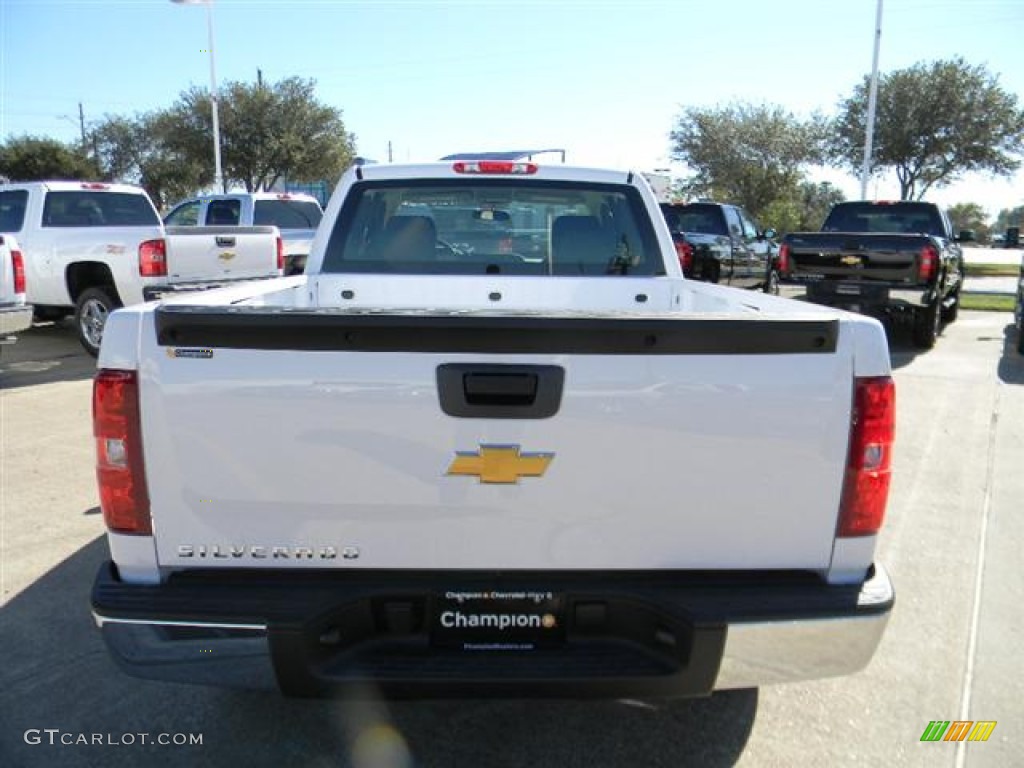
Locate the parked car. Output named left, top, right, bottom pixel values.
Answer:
left=780, top=200, right=970, bottom=349
left=0, top=180, right=283, bottom=355
left=0, top=234, right=31, bottom=352
left=659, top=202, right=778, bottom=293
left=163, top=192, right=323, bottom=275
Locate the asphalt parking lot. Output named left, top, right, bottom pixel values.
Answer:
left=1, top=313, right=1022, bottom=767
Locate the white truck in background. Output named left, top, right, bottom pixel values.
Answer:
left=0, top=181, right=284, bottom=355
left=91, top=160, right=895, bottom=699
left=0, top=234, right=32, bottom=352
left=163, top=191, right=323, bottom=276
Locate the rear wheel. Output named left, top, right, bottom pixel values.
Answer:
left=764, top=269, right=780, bottom=295
left=75, top=286, right=121, bottom=357
left=912, top=298, right=941, bottom=349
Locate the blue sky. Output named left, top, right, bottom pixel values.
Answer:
left=1, top=0, right=1022, bottom=217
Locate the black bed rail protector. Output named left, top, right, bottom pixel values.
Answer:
left=154, top=307, right=839, bottom=355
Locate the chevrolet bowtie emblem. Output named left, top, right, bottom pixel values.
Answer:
left=446, top=445, right=554, bottom=484
left=840, top=255, right=862, bottom=266
left=218, top=251, right=236, bottom=261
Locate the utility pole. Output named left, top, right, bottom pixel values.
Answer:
left=77, top=102, right=87, bottom=145
left=257, top=68, right=263, bottom=88
left=388, top=141, right=393, bottom=163
left=78, top=102, right=101, bottom=177
left=860, top=0, right=883, bottom=199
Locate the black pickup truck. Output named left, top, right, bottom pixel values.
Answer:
left=780, top=201, right=972, bottom=349
left=659, top=202, right=779, bottom=293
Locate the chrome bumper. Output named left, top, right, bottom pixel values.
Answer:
left=93, top=563, right=893, bottom=697
left=0, top=303, right=32, bottom=340
left=716, top=563, right=893, bottom=688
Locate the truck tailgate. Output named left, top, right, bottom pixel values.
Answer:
left=163, top=225, right=279, bottom=282
left=140, top=308, right=853, bottom=572
left=786, top=233, right=931, bottom=282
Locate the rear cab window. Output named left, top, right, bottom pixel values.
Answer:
left=323, top=179, right=664, bottom=276
left=205, top=199, right=241, bottom=226
left=0, top=190, right=30, bottom=232
left=41, top=191, right=159, bottom=227
left=822, top=203, right=946, bottom=237
left=659, top=203, right=729, bottom=236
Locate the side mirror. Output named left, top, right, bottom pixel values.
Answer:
left=762, top=228, right=777, bottom=240
left=957, top=229, right=976, bottom=243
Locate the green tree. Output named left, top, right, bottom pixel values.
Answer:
left=993, top=205, right=1024, bottom=233
left=669, top=102, right=828, bottom=219
left=946, top=202, right=991, bottom=243
left=91, top=113, right=206, bottom=210
left=760, top=180, right=847, bottom=236
left=166, top=76, right=356, bottom=193
left=0, top=135, right=95, bottom=181
left=832, top=58, right=1024, bottom=200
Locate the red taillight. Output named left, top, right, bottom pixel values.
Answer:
left=837, top=376, right=895, bottom=537
left=918, top=244, right=939, bottom=281
left=453, top=161, right=538, bottom=175
left=11, top=249, right=26, bottom=294
left=93, top=370, right=151, bottom=535
left=674, top=240, right=693, bottom=274
left=138, top=239, right=167, bottom=277
left=276, top=237, right=284, bottom=271
left=276, top=193, right=293, bottom=200
left=777, top=243, right=791, bottom=275
left=80, top=182, right=110, bottom=190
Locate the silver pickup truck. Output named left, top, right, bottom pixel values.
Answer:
left=91, top=160, right=895, bottom=699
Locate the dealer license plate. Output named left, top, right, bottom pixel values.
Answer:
left=432, top=589, right=566, bottom=650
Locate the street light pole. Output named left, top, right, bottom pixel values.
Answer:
left=171, top=0, right=224, bottom=193
left=860, top=0, right=883, bottom=200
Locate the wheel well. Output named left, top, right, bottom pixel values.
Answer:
left=66, top=262, right=121, bottom=304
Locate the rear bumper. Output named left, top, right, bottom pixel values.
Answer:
left=0, top=303, right=33, bottom=340
left=142, top=275, right=281, bottom=302
left=800, top=280, right=934, bottom=311
left=92, top=563, right=893, bottom=698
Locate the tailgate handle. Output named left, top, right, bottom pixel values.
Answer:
left=464, top=373, right=537, bottom=405
left=437, top=364, right=564, bottom=419
left=215, top=236, right=236, bottom=247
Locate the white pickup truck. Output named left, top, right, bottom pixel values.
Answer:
left=0, top=181, right=284, bottom=355
left=163, top=191, right=323, bottom=276
left=91, top=160, right=895, bottom=699
left=0, top=234, right=32, bottom=351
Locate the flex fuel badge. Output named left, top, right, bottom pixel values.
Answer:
left=166, top=348, right=214, bottom=359
left=446, top=444, right=554, bottom=484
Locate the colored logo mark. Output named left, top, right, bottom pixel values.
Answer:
left=446, top=445, right=554, bottom=484
left=920, top=721, right=997, bottom=742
